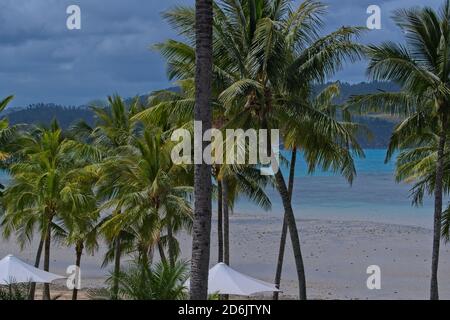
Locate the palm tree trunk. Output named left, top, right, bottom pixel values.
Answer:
left=158, top=242, right=168, bottom=265
left=72, top=241, right=84, bottom=300
left=430, top=114, right=447, bottom=300
left=42, top=225, right=51, bottom=300
left=112, top=235, right=121, bottom=300
left=217, top=180, right=224, bottom=263
left=167, top=223, right=176, bottom=267
left=140, top=248, right=150, bottom=267
left=148, top=244, right=155, bottom=264
left=274, top=169, right=307, bottom=300
left=28, top=234, right=44, bottom=300
left=222, top=179, right=230, bottom=300
left=190, top=0, right=213, bottom=300
left=273, top=147, right=297, bottom=300
left=223, top=180, right=230, bottom=266
left=263, top=111, right=306, bottom=300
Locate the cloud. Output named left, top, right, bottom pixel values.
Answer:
left=0, top=0, right=192, bottom=107
left=0, top=0, right=442, bottom=107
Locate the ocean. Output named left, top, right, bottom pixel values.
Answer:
left=0, top=149, right=437, bottom=228
left=236, top=149, right=436, bottom=228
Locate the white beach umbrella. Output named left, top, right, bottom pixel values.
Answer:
left=185, top=262, right=280, bottom=296
left=0, top=254, right=65, bottom=285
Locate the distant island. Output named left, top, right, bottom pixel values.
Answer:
left=1, top=82, right=398, bottom=148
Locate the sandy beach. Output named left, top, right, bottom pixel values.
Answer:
left=2, top=214, right=450, bottom=300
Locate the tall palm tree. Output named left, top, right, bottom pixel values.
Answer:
left=381, top=106, right=450, bottom=215
left=273, top=83, right=364, bottom=299
left=190, top=0, right=214, bottom=300
left=214, top=0, right=363, bottom=299
left=156, top=0, right=364, bottom=299
left=348, top=0, right=450, bottom=299
left=380, top=104, right=450, bottom=291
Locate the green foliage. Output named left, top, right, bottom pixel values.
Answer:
left=1, top=0, right=436, bottom=301
left=0, top=283, right=29, bottom=300
left=348, top=0, right=450, bottom=242
left=102, top=259, right=189, bottom=300
left=157, top=0, right=366, bottom=186
left=1, top=122, right=97, bottom=248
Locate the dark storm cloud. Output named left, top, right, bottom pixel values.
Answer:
left=0, top=0, right=193, bottom=107
left=0, top=0, right=442, bottom=107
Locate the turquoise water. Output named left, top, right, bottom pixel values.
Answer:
left=281, top=149, right=396, bottom=177
left=237, top=149, right=435, bottom=228
left=0, top=149, right=437, bottom=228
left=0, top=171, right=10, bottom=184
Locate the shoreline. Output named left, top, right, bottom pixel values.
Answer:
left=2, top=214, right=450, bottom=300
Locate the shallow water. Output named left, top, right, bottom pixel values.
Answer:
left=0, top=149, right=437, bottom=228
left=236, top=149, right=435, bottom=228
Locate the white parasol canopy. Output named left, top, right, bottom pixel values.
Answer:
left=185, top=262, right=280, bottom=296
left=0, top=254, right=65, bottom=285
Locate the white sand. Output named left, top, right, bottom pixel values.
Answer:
left=2, top=214, right=450, bottom=300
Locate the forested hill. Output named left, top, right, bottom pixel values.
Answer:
left=5, top=103, right=95, bottom=129
left=2, top=82, right=398, bottom=148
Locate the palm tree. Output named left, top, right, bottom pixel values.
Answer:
left=190, top=0, right=214, bottom=300
left=381, top=107, right=449, bottom=210
left=134, top=89, right=272, bottom=276
left=0, top=95, right=18, bottom=190
left=0, top=95, right=15, bottom=156
left=107, top=259, right=189, bottom=300
left=0, top=96, right=13, bottom=110
left=272, top=83, right=364, bottom=299
left=379, top=104, right=450, bottom=282
left=71, top=95, right=143, bottom=299
left=214, top=0, right=363, bottom=299
left=55, top=171, right=99, bottom=301
left=348, top=0, right=450, bottom=299
left=96, top=128, right=193, bottom=268
left=157, top=0, right=364, bottom=299
left=2, top=122, right=95, bottom=299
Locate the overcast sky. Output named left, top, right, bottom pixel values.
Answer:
left=0, top=0, right=442, bottom=107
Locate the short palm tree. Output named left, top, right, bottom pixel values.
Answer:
left=96, top=128, right=193, bottom=267
left=72, top=95, right=144, bottom=298
left=108, top=259, right=189, bottom=300
left=55, top=167, right=100, bottom=300
left=2, top=122, right=94, bottom=299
